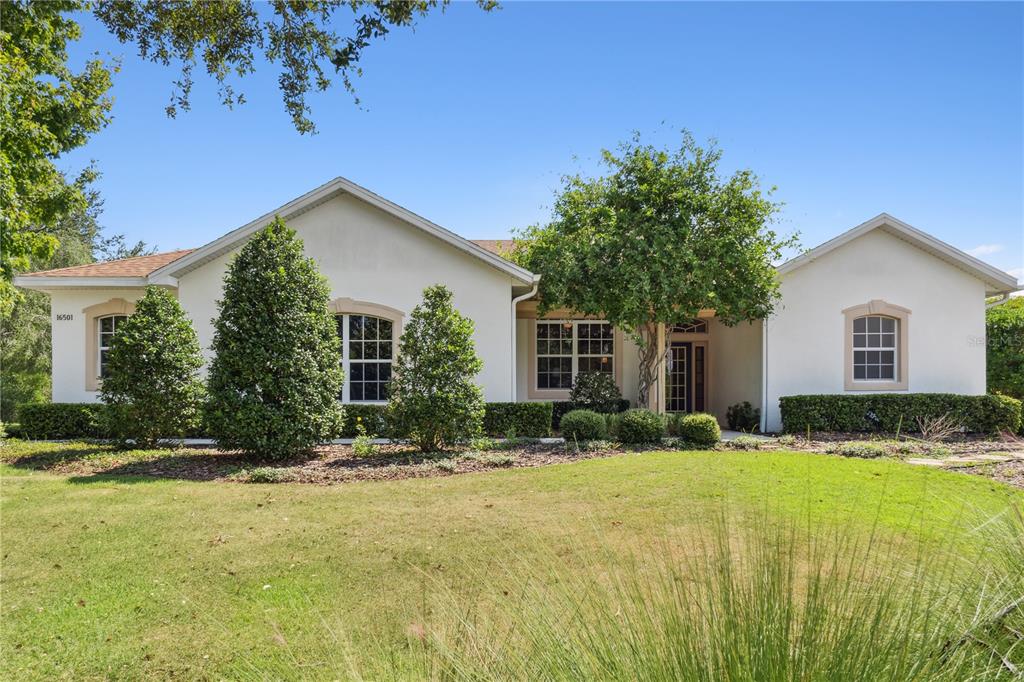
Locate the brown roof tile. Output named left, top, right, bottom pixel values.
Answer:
left=20, top=249, right=195, bottom=278
left=471, top=239, right=515, bottom=258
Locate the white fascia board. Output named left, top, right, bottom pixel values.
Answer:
left=13, top=276, right=149, bottom=290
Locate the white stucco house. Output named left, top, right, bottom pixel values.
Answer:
left=14, top=177, right=1020, bottom=432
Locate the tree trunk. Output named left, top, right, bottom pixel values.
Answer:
left=636, top=321, right=659, bottom=408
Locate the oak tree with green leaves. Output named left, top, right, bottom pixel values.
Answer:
left=513, top=134, right=796, bottom=406
left=100, top=286, right=205, bottom=447
left=388, top=285, right=485, bottom=451
left=986, top=297, right=1024, bottom=402
left=205, top=218, right=344, bottom=459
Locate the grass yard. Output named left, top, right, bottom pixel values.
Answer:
left=1, top=441, right=1022, bottom=679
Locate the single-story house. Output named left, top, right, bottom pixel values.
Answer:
left=14, top=177, right=1020, bottom=432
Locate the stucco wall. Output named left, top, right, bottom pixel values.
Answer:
left=764, top=228, right=988, bottom=432
left=708, top=320, right=762, bottom=426
left=48, top=288, right=147, bottom=403
left=176, top=192, right=518, bottom=402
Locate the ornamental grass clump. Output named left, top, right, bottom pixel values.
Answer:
left=388, top=285, right=485, bottom=451
left=99, top=286, right=205, bottom=447
left=205, top=218, right=344, bottom=459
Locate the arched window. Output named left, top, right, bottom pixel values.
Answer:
left=843, top=300, right=910, bottom=390
left=98, top=314, right=129, bottom=378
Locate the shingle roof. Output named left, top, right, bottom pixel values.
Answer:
left=19, top=249, right=195, bottom=278
left=471, top=239, right=514, bottom=258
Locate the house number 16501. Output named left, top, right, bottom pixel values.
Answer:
left=56, top=314, right=74, bottom=321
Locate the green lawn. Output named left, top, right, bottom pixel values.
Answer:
left=1, top=442, right=1021, bottom=679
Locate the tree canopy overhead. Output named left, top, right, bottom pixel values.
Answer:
left=513, top=133, right=796, bottom=405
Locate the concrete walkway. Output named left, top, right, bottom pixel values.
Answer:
left=906, top=452, right=1024, bottom=468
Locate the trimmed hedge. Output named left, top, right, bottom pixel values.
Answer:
left=618, top=408, right=665, bottom=444
left=552, top=399, right=630, bottom=429
left=483, top=402, right=553, bottom=438
left=18, top=403, right=106, bottom=439
left=779, top=393, right=1023, bottom=434
left=560, top=409, right=607, bottom=441
left=674, top=413, right=721, bottom=447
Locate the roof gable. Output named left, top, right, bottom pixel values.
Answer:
left=777, top=213, right=1019, bottom=295
left=150, top=177, right=537, bottom=285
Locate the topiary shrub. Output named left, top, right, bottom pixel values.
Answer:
left=205, top=218, right=344, bottom=459
left=388, top=285, right=485, bottom=451
left=559, top=409, right=607, bottom=441
left=676, top=413, right=721, bottom=447
left=987, top=298, right=1024, bottom=402
left=17, top=403, right=106, bottom=439
left=617, top=408, right=665, bottom=444
left=483, top=402, right=553, bottom=438
left=569, top=371, right=623, bottom=413
left=726, top=401, right=760, bottom=432
left=99, top=286, right=205, bottom=447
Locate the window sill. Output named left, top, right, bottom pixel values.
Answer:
left=845, top=381, right=908, bottom=392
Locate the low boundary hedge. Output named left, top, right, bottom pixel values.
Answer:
left=779, top=393, right=1022, bottom=434
left=15, top=401, right=557, bottom=441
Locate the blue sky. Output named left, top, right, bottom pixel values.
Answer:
left=65, top=2, right=1022, bottom=280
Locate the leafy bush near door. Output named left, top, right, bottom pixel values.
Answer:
left=779, top=393, right=1022, bottom=434
left=560, top=409, right=607, bottom=441
left=671, top=412, right=721, bottom=447
left=387, top=285, right=485, bottom=451
left=617, top=408, right=665, bottom=444
left=726, top=401, right=760, bottom=432
left=568, top=371, right=623, bottom=413
left=99, top=286, right=205, bottom=447
left=205, top=218, right=344, bottom=459
left=552, top=399, right=630, bottom=429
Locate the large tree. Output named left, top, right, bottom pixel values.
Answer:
left=513, top=134, right=795, bottom=406
left=986, top=297, right=1024, bottom=402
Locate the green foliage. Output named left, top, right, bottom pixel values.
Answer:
left=568, top=371, right=623, bottom=413
left=617, top=408, right=666, bottom=444
left=339, top=404, right=389, bottom=438
left=388, top=285, right=485, bottom=451
left=559, top=409, right=607, bottom=441
left=205, top=218, right=344, bottom=459
left=98, top=286, right=205, bottom=447
left=828, top=442, right=889, bottom=459
left=552, top=399, right=630, bottom=430
left=727, top=435, right=765, bottom=451
left=986, top=298, right=1024, bottom=401
left=482, top=402, right=553, bottom=438
left=93, top=0, right=496, bottom=135
left=779, top=393, right=1022, bottom=434
left=1, top=1, right=114, bottom=300
left=726, top=401, right=760, bottom=432
left=351, top=418, right=379, bottom=457
left=238, top=466, right=298, bottom=484
left=17, top=403, right=105, bottom=439
left=513, top=133, right=793, bottom=404
left=673, top=413, right=721, bottom=447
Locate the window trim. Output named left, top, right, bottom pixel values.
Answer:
left=842, top=300, right=910, bottom=391
left=83, top=298, right=136, bottom=391
left=328, top=299, right=403, bottom=404
left=527, top=318, right=623, bottom=400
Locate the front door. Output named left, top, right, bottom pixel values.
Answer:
left=666, top=342, right=706, bottom=413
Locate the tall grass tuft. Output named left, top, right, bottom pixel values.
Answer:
left=417, top=509, right=1024, bottom=681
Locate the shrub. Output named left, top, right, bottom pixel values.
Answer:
left=552, top=399, right=630, bottom=429
left=676, top=413, right=721, bottom=447
left=617, top=408, right=665, bottom=444
left=828, top=441, right=888, bottom=459
left=351, top=418, right=379, bottom=457
left=559, top=409, right=607, bottom=441
left=339, top=404, right=389, bottom=438
left=483, top=402, right=553, bottom=438
left=388, top=285, right=485, bottom=451
left=987, top=297, right=1024, bottom=401
left=17, top=403, right=106, bottom=439
left=777, top=434, right=797, bottom=446
left=205, top=219, right=344, bottom=459
left=238, top=466, right=298, bottom=483
left=726, top=401, right=760, bottom=432
left=98, top=286, right=205, bottom=447
left=569, top=372, right=623, bottom=413
left=779, top=393, right=1022, bottom=435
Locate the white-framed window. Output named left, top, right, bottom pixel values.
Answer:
left=852, top=315, right=897, bottom=381
left=336, top=314, right=394, bottom=402
left=536, top=320, right=613, bottom=390
left=97, top=314, right=128, bottom=379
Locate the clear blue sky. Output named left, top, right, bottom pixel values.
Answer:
left=64, top=2, right=1023, bottom=281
